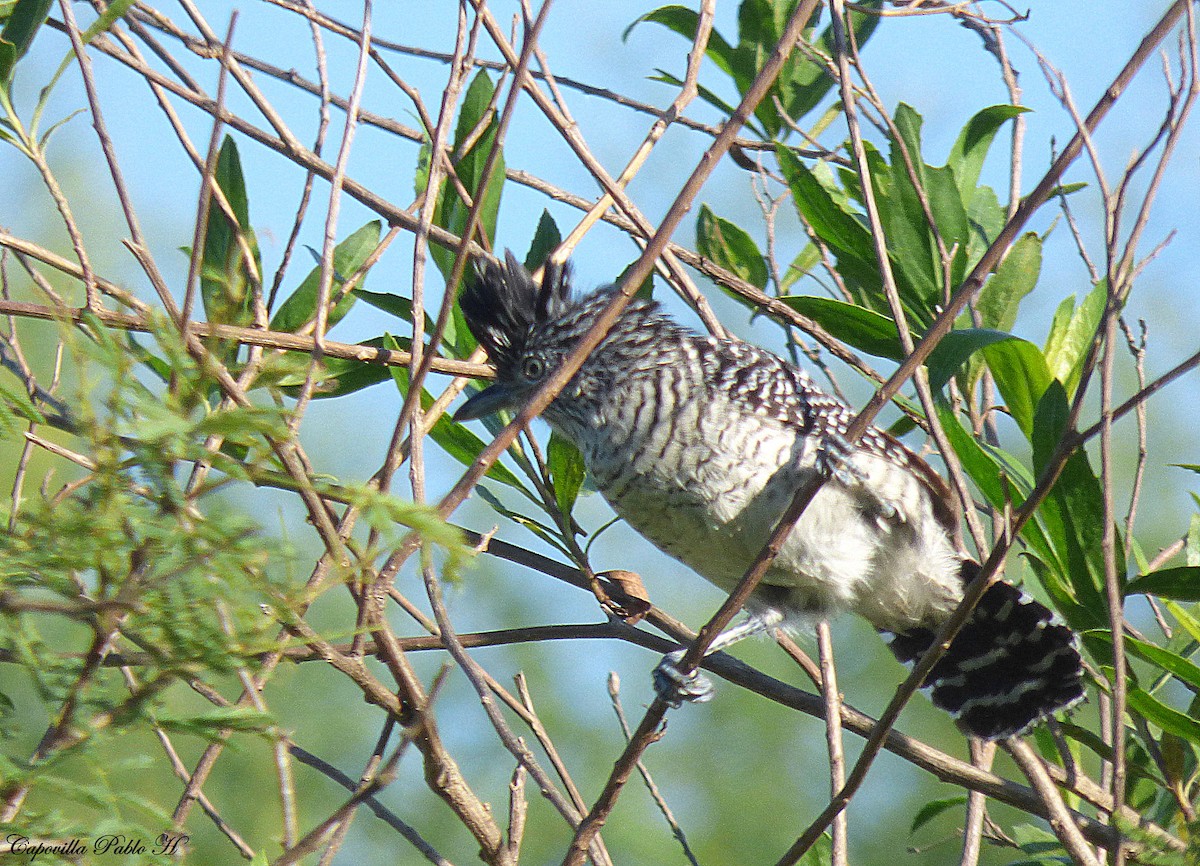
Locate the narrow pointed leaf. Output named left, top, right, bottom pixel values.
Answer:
left=425, top=71, right=505, bottom=290
left=1044, top=281, right=1106, bottom=394
left=946, top=104, right=1030, bottom=199
left=0, top=0, right=52, bottom=84
left=271, top=220, right=381, bottom=332
left=982, top=337, right=1053, bottom=439
left=977, top=232, right=1041, bottom=332
left=696, top=204, right=768, bottom=291
left=201, top=136, right=259, bottom=342
left=524, top=210, right=562, bottom=271
left=385, top=336, right=528, bottom=494
left=777, top=295, right=903, bottom=360
left=548, top=430, right=586, bottom=518
left=909, top=797, right=967, bottom=835
left=624, top=6, right=739, bottom=79
left=1088, top=630, right=1200, bottom=692
left=1127, top=688, right=1200, bottom=744
left=1124, top=566, right=1200, bottom=601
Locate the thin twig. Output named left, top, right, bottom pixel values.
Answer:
left=815, top=622, right=847, bottom=866
left=606, top=673, right=702, bottom=866
left=1005, top=740, right=1101, bottom=866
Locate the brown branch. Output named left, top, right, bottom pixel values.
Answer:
left=0, top=295, right=489, bottom=379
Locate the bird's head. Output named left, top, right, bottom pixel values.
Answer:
left=454, top=252, right=686, bottom=433
left=455, top=252, right=589, bottom=424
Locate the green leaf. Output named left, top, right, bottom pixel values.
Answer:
left=1165, top=600, right=1200, bottom=644
left=75, top=0, right=136, bottom=46
left=1124, top=566, right=1200, bottom=601
left=1189, top=511, right=1200, bottom=567
left=1050, top=723, right=1167, bottom=792
left=649, top=67, right=764, bottom=139
left=624, top=5, right=739, bottom=80
left=428, top=408, right=526, bottom=493
left=696, top=204, right=768, bottom=291
left=0, top=381, right=45, bottom=428
left=946, top=104, right=1030, bottom=200
left=936, top=399, right=1017, bottom=506
left=352, top=290, right=414, bottom=322
left=524, top=210, right=562, bottom=271
left=880, top=104, right=968, bottom=319
left=475, top=485, right=571, bottom=557
left=982, top=337, right=1053, bottom=440
left=304, top=357, right=392, bottom=398
left=909, top=796, right=966, bottom=835
left=1128, top=687, right=1200, bottom=744
left=795, top=832, right=833, bottom=866
left=158, top=706, right=273, bottom=737
left=1028, top=381, right=1113, bottom=626
left=1030, top=378, right=1072, bottom=471
left=1020, top=182, right=1087, bottom=212
left=790, top=1, right=881, bottom=124
left=976, top=232, right=1041, bottom=332
left=0, top=0, right=52, bottom=84
left=270, top=220, right=381, bottom=332
left=965, top=184, right=1006, bottom=264
left=883, top=103, right=945, bottom=314
left=352, top=293, right=464, bottom=352
left=1043, top=281, right=1106, bottom=395
left=1088, top=630, right=1200, bottom=692
left=1054, top=721, right=1118, bottom=767
left=36, top=107, right=84, bottom=148
left=935, top=399, right=1068, bottom=608
left=39, top=0, right=136, bottom=99
left=617, top=259, right=655, bottom=301
left=925, top=328, right=1017, bottom=393
left=547, top=430, right=586, bottom=520
left=921, top=330, right=1055, bottom=434
left=630, top=2, right=880, bottom=138
left=201, top=136, right=259, bottom=353
left=385, top=336, right=528, bottom=494
left=777, top=295, right=903, bottom=360
left=0, top=44, right=14, bottom=91
left=274, top=335, right=395, bottom=396
left=735, top=0, right=790, bottom=135
left=777, top=147, right=877, bottom=285
left=424, top=71, right=505, bottom=290
left=780, top=245, right=820, bottom=293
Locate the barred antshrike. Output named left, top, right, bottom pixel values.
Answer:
left=456, top=254, right=1085, bottom=740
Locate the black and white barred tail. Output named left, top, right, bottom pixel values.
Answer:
left=886, top=562, right=1085, bottom=740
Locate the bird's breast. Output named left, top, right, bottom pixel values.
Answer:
left=575, top=387, right=807, bottom=582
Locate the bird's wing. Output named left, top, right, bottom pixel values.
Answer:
left=698, top=336, right=959, bottom=534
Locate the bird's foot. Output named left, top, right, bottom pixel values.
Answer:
left=815, top=432, right=866, bottom=487
left=652, top=649, right=715, bottom=707
left=815, top=433, right=900, bottom=520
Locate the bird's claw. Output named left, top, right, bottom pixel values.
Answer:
left=653, top=649, right=715, bottom=707
left=816, top=433, right=900, bottom=520
left=815, top=433, right=866, bottom=487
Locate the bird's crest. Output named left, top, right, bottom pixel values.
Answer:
left=460, top=251, right=572, bottom=374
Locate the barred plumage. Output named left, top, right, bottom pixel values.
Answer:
left=456, top=253, right=1086, bottom=740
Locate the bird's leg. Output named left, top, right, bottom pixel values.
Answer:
left=653, top=609, right=785, bottom=706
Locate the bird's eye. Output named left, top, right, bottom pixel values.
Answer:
left=521, top=356, right=546, bottom=380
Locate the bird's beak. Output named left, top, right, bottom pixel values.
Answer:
left=454, top=382, right=523, bottom=421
